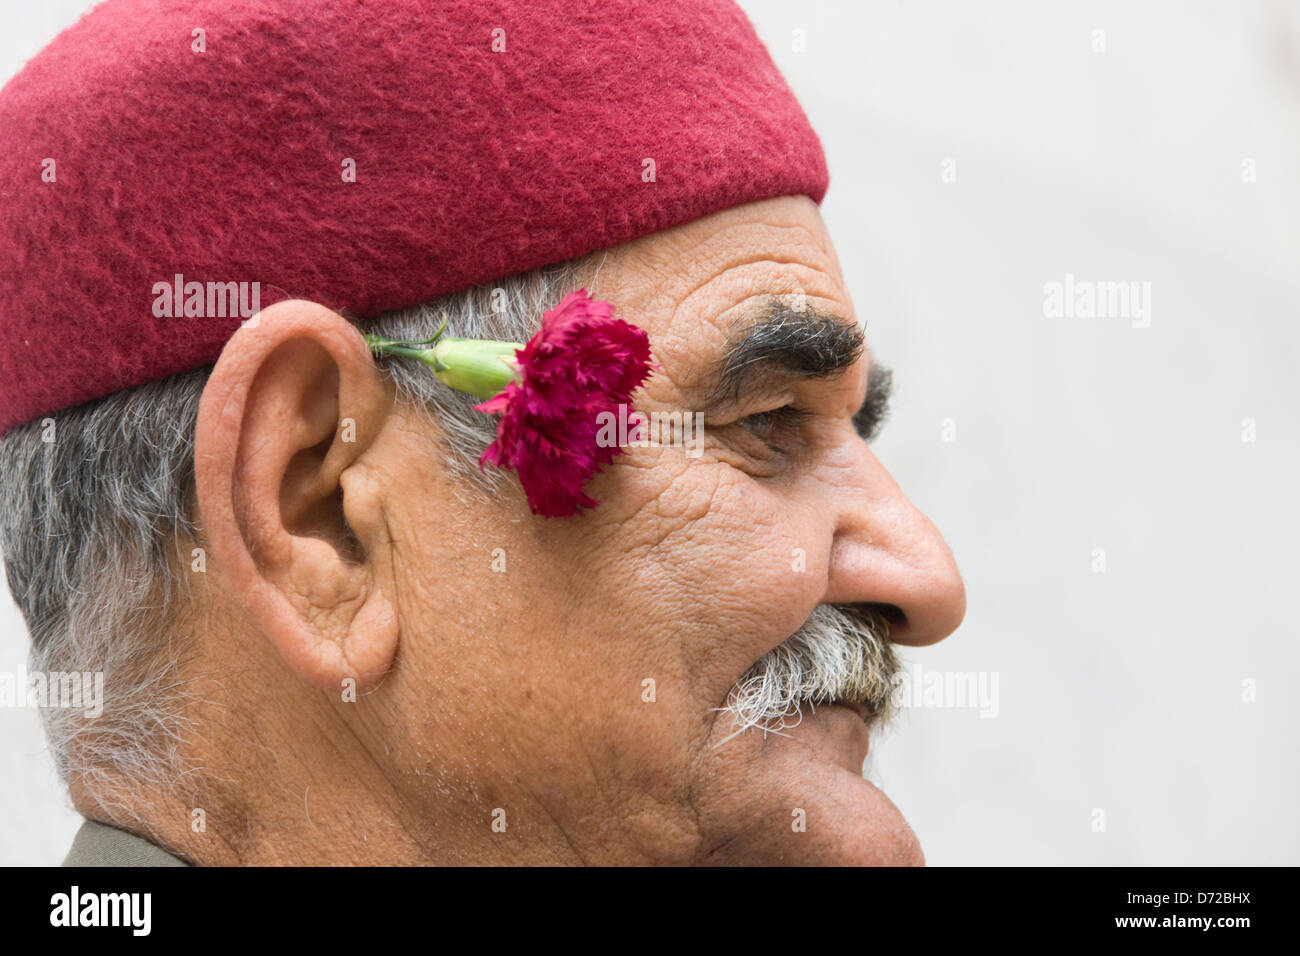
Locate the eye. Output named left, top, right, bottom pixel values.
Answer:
left=736, top=404, right=812, bottom=453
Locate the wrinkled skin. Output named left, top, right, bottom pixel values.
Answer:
left=77, top=195, right=965, bottom=865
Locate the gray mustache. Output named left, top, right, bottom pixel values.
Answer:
left=717, top=604, right=899, bottom=742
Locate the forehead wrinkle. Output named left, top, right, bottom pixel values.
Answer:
left=667, top=254, right=845, bottom=334
left=672, top=254, right=840, bottom=312
left=657, top=209, right=840, bottom=294
left=594, top=208, right=838, bottom=325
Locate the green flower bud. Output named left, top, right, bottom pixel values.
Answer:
left=364, top=332, right=521, bottom=400
left=428, top=338, right=521, bottom=399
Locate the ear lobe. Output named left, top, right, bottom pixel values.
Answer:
left=195, top=299, right=399, bottom=691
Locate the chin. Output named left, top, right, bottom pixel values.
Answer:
left=785, top=704, right=926, bottom=865
left=700, top=704, right=926, bottom=866
left=824, top=770, right=927, bottom=866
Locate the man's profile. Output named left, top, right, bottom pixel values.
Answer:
left=0, top=0, right=964, bottom=866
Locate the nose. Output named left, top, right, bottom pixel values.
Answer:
left=822, top=446, right=966, bottom=646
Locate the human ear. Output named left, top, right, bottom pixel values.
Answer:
left=194, top=300, right=398, bottom=690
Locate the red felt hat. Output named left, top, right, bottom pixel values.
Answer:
left=0, top=0, right=828, bottom=434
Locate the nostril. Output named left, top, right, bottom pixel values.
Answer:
left=874, top=603, right=908, bottom=629
left=843, top=601, right=907, bottom=632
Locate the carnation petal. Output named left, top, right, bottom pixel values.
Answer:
left=476, top=289, right=653, bottom=516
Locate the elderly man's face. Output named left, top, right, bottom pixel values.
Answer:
left=358, top=195, right=964, bottom=864
left=193, top=194, right=964, bottom=865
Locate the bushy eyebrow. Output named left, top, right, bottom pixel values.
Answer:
left=708, top=301, right=893, bottom=441
left=853, top=363, right=892, bottom=443
left=711, top=302, right=865, bottom=402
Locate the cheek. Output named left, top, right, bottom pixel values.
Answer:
left=707, top=475, right=834, bottom=649
left=602, top=462, right=836, bottom=707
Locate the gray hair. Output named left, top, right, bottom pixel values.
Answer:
left=718, top=604, right=900, bottom=745
left=0, top=257, right=588, bottom=809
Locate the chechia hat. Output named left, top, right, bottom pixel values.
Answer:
left=0, top=0, right=828, bottom=433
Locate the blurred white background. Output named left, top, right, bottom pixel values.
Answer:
left=2, top=0, right=1297, bottom=865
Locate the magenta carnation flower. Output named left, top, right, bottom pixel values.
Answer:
left=364, top=289, right=653, bottom=517
left=473, top=290, right=653, bottom=517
